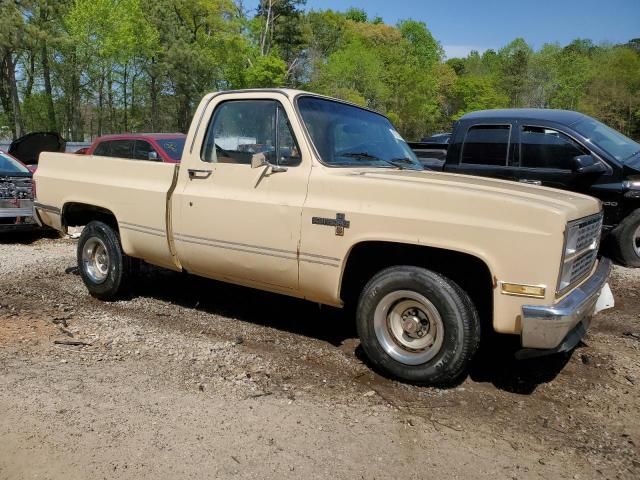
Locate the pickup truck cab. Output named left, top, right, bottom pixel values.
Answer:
left=411, top=109, right=640, bottom=267
left=34, top=90, right=613, bottom=384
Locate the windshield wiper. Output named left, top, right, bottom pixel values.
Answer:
left=340, top=152, right=406, bottom=170
left=389, top=157, right=423, bottom=170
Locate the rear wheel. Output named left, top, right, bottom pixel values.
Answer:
left=356, top=266, right=480, bottom=385
left=77, top=221, right=131, bottom=300
left=611, top=209, right=640, bottom=268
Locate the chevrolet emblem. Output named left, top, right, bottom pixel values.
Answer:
left=312, top=213, right=351, bottom=236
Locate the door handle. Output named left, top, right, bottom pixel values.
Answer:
left=188, top=169, right=212, bottom=180
left=519, top=179, right=542, bottom=185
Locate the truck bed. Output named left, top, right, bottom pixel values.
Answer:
left=35, top=153, right=180, bottom=270
left=407, top=142, right=447, bottom=170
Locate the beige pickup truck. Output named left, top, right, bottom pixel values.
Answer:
left=34, top=89, right=613, bottom=384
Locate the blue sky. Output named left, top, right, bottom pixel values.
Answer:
left=243, top=0, right=640, bottom=58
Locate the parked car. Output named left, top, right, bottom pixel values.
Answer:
left=34, top=89, right=613, bottom=385
left=420, top=132, right=451, bottom=144
left=87, top=133, right=187, bottom=163
left=0, top=150, right=36, bottom=231
left=8, top=132, right=66, bottom=168
left=409, top=109, right=640, bottom=267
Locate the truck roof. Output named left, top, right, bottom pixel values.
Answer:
left=201, top=89, right=384, bottom=116
left=93, top=133, right=186, bottom=141
left=460, top=108, right=588, bottom=126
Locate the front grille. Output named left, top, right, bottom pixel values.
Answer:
left=574, top=215, right=603, bottom=253
left=560, top=213, right=603, bottom=294
left=569, top=248, right=599, bottom=285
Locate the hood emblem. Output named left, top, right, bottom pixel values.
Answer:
left=312, top=213, right=350, bottom=236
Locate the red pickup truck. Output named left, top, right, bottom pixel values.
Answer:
left=86, top=133, right=186, bottom=163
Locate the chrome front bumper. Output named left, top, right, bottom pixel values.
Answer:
left=520, top=257, right=612, bottom=351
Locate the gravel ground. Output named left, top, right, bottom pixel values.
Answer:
left=0, top=233, right=639, bottom=479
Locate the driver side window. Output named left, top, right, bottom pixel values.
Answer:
left=520, top=126, right=587, bottom=170
left=201, top=100, right=301, bottom=166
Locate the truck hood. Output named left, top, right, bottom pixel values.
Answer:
left=350, top=168, right=600, bottom=221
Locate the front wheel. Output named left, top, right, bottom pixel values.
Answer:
left=356, top=266, right=480, bottom=385
left=611, top=209, right=640, bottom=268
left=77, top=221, right=131, bottom=300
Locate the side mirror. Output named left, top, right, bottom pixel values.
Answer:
left=251, top=153, right=268, bottom=169
left=148, top=151, right=159, bottom=161
left=572, top=155, right=607, bottom=174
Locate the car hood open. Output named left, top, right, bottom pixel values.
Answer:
left=9, top=132, right=66, bottom=166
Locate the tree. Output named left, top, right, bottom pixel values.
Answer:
left=0, top=0, right=28, bottom=138
left=498, top=38, right=532, bottom=107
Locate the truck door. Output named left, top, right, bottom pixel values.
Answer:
left=171, top=96, right=311, bottom=291
left=445, top=123, right=519, bottom=181
left=514, top=124, right=606, bottom=191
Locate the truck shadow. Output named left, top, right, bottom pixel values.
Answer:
left=0, top=229, right=59, bottom=245
left=131, top=267, right=572, bottom=394
left=132, top=267, right=357, bottom=348
left=467, top=337, right=573, bottom=394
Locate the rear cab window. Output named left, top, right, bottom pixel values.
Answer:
left=109, top=140, right=134, bottom=159
left=461, top=125, right=511, bottom=166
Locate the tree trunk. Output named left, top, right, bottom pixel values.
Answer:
left=3, top=51, right=25, bottom=139
left=123, top=63, right=128, bottom=132
left=107, top=69, right=114, bottom=133
left=97, top=67, right=104, bottom=137
left=41, top=41, right=57, bottom=131
left=150, top=66, right=159, bottom=132
left=25, top=51, right=35, bottom=98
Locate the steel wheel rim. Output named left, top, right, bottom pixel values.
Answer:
left=634, top=225, right=640, bottom=257
left=373, top=290, right=445, bottom=366
left=82, top=237, right=110, bottom=284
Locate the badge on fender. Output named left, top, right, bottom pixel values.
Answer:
left=312, top=213, right=350, bottom=236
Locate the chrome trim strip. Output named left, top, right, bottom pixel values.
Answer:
left=0, top=207, right=33, bottom=218
left=299, top=251, right=341, bottom=262
left=33, top=201, right=61, bottom=214
left=120, top=221, right=165, bottom=233
left=175, top=235, right=298, bottom=261
left=174, top=233, right=340, bottom=267
left=120, top=225, right=166, bottom=238
left=175, top=232, right=297, bottom=256
left=299, top=258, right=340, bottom=267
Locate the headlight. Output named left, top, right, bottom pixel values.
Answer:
left=557, top=214, right=602, bottom=295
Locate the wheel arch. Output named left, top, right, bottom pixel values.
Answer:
left=339, top=240, right=495, bottom=328
left=61, top=202, right=119, bottom=232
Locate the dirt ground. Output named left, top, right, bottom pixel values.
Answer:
left=0, top=233, right=638, bottom=480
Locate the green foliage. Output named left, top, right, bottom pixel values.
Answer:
left=397, top=20, right=443, bottom=67
left=450, top=75, right=509, bottom=118
left=345, top=8, right=367, bottom=23
left=245, top=55, right=287, bottom=87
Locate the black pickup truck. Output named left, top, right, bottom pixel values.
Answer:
left=410, top=109, right=640, bottom=267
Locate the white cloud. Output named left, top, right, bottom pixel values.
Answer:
left=443, top=45, right=491, bottom=59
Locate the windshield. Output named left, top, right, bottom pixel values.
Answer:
left=572, top=117, right=640, bottom=162
left=0, top=152, right=29, bottom=174
left=156, top=138, right=186, bottom=161
left=297, top=96, right=422, bottom=170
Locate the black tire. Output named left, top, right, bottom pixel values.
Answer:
left=611, top=209, right=640, bottom=268
left=77, top=221, right=131, bottom=300
left=356, top=266, right=480, bottom=385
